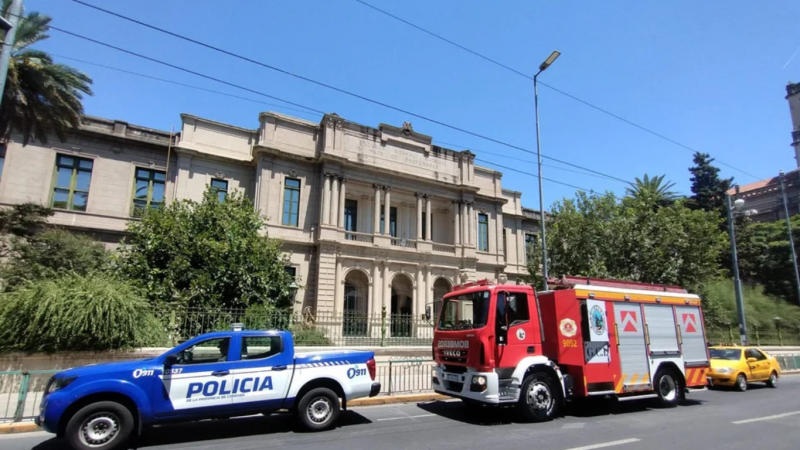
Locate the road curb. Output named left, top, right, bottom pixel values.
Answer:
left=348, top=393, right=449, bottom=407
left=0, top=422, right=41, bottom=434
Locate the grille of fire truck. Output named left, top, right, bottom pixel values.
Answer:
left=442, top=364, right=468, bottom=374
left=444, top=380, right=464, bottom=392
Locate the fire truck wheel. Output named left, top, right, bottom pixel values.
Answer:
left=735, top=374, right=748, bottom=392
left=517, top=372, right=560, bottom=422
left=654, top=370, right=682, bottom=407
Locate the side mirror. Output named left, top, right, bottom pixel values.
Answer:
left=746, top=357, right=757, bottom=363
left=164, top=354, right=178, bottom=367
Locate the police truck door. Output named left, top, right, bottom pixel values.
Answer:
left=155, top=336, right=236, bottom=417
left=229, top=335, right=293, bottom=411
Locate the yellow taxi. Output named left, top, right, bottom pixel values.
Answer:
left=707, top=346, right=781, bottom=391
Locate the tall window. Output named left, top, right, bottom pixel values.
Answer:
left=478, top=213, right=489, bottom=252
left=525, top=233, right=537, bottom=262
left=421, top=210, right=432, bottom=240
left=211, top=178, right=228, bottom=202
left=282, top=178, right=301, bottom=226
left=344, top=199, right=358, bottom=232
left=0, top=145, right=6, bottom=179
left=380, top=206, right=397, bottom=236
left=52, top=154, right=93, bottom=211
left=132, top=168, right=165, bottom=217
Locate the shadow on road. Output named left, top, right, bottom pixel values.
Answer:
left=30, top=411, right=372, bottom=450
left=418, top=396, right=705, bottom=425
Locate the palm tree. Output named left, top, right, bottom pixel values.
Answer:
left=625, top=174, right=678, bottom=209
left=0, top=0, right=92, bottom=146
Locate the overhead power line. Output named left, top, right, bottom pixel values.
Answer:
left=50, top=53, right=323, bottom=118
left=67, top=0, right=631, bottom=185
left=352, top=0, right=762, bottom=181
left=42, top=31, right=600, bottom=193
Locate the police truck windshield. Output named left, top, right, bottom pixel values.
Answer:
left=437, top=290, right=491, bottom=330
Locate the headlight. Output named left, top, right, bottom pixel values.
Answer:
left=714, top=368, right=734, bottom=375
left=472, top=375, right=487, bottom=386
left=46, top=376, right=77, bottom=395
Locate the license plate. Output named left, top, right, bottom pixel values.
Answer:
left=445, top=373, right=460, bottom=382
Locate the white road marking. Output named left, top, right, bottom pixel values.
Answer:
left=732, top=410, right=800, bottom=424
left=377, top=413, right=436, bottom=422
left=562, top=422, right=586, bottom=429
left=0, top=431, right=51, bottom=440
left=562, top=438, right=641, bottom=450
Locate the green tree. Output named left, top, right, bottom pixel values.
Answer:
left=117, top=188, right=296, bottom=309
left=688, top=152, right=733, bottom=213
left=624, top=174, right=678, bottom=210
left=0, top=272, right=165, bottom=352
left=529, top=191, right=725, bottom=290
left=2, top=229, right=111, bottom=289
left=0, top=1, right=92, bottom=145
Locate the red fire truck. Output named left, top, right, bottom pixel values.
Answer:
left=432, top=276, right=709, bottom=422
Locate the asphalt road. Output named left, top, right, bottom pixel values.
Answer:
left=4, top=376, right=800, bottom=450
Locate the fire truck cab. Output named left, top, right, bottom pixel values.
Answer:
left=432, top=276, right=709, bottom=422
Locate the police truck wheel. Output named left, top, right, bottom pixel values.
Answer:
left=766, top=372, right=778, bottom=388
left=66, top=401, right=134, bottom=450
left=735, top=374, right=748, bottom=392
left=296, top=388, right=341, bottom=431
left=654, top=370, right=681, bottom=407
left=516, top=372, right=560, bottom=422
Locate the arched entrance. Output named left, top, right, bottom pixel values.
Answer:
left=391, top=273, right=414, bottom=337
left=433, top=277, right=452, bottom=319
left=343, top=270, right=369, bottom=336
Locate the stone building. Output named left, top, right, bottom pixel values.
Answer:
left=0, top=111, right=541, bottom=336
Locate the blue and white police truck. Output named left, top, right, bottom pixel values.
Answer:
left=35, top=326, right=381, bottom=450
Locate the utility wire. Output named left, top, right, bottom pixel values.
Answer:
left=49, top=53, right=323, bottom=118
left=352, top=0, right=762, bottom=181
left=67, top=0, right=631, bottom=185
left=475, top=158, right=593, bottom=192
left=42, top=27, right=603, bottom=193
left=436, top=139, right=629, bottom=184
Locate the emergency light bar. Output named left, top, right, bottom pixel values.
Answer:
left=231, top=323, right=245, bottom=331
left=452, top=278, right=495, bottom=291
left=548, top=275, right=687, bottom=293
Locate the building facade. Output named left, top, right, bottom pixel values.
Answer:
left=0, top=112, right=541, bottom=335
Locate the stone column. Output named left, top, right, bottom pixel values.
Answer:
left=372, top=262, right=381, bottom=316
left=330, top=176, right=340, bottom=227
left=425, top=196, right=432, bottom=241
left=416, top=265, right=424, bottom=319
left=425, top=266, right=433, bottom=309
left=338, top=177, right=347, bottom=228
left=383, top=262, right=391, bottom=312
left=454, top=201, right=461, bottom=245
left=461, top=202, right=468, bottom=246
left=175, top=152, right=193, bottom=201
left=468, top=203, right=475, bottom=246
left=383, top=187, right=391, bottom=236
left=373, top=184, right=382, bottom=234
left=321, top=174, right=331, bottom=226
left=416, top=193, right=423, bottom=240
left=333, top=256, right=343, bottom=315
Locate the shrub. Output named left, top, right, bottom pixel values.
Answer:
left=290, top=323, right=332, bottom=346
left=0, top=273, right=166, bottom=352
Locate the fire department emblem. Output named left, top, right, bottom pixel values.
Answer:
left=590, top=305, right=606, bottom=336
left=559, top=318, right=577, bottom=337
left=516, top=329, right=526, bottom=341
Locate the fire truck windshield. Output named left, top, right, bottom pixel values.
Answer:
left=437, top=290, right=491, bottom=330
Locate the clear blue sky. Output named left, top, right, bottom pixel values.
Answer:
left=26, top=0, right=800, bottom=209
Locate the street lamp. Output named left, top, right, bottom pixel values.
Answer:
left=0, top=0, right=22, bottom=110
left=726, top=191, right=757, bottom=345
left=778, top=170, right=800, bottom=306
left=288, top=281, right=299, bottom=300
left=534, top=50, right=560, bottom=291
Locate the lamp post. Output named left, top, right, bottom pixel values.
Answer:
left=726, top=192, right=758, bottom=345
left=778, top=170, right=800, bottom=306
left=288, top=281, right=299, bottom=301
left=533, top=50, right=560, bottom=291
left=0, top=0, right=22, bottom=110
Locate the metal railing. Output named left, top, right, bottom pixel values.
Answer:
left=0, top=362, right=435, bottom=423
left=707, top=327, right=800, bottom=346
left=162, top=309, right=435, bottom=347
left=391, top=238, right=417, bottom=249
left=0, top=370, right=57, bottom=423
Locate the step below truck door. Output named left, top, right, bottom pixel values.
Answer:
left=229, top=334, right=294, bottom=410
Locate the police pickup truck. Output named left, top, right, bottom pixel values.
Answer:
left=36, top=327, right=381, bottom=450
